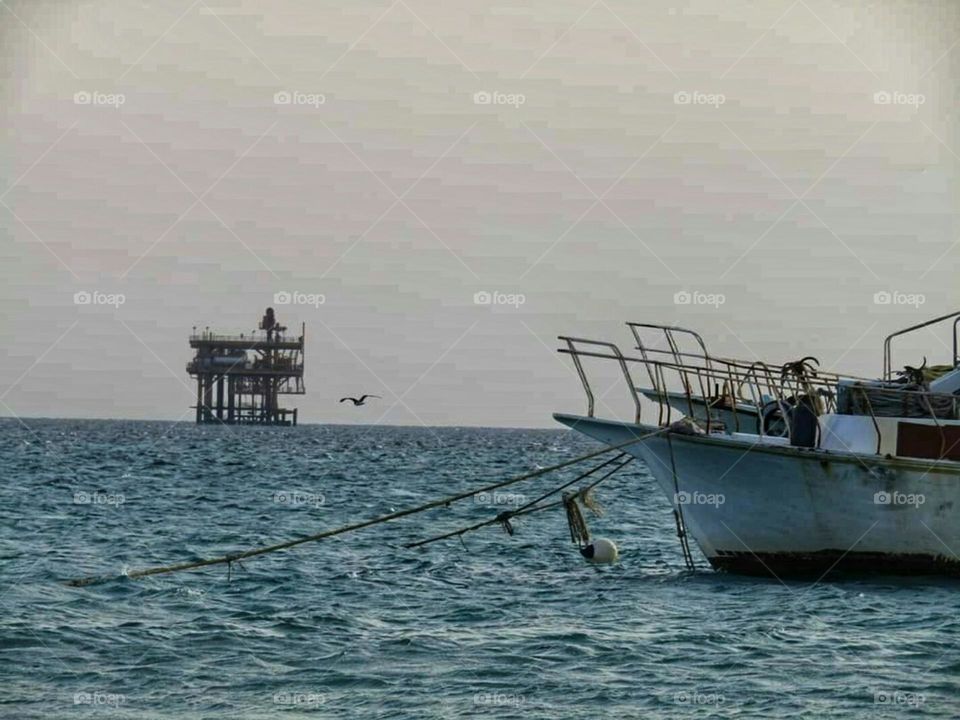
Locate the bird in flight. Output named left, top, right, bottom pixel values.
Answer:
left=339, top=394, right=382, bottom=406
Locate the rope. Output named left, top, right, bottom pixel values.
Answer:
left=65, top=426, right=667, bottom=587
left=498, top=453, right=625, bottom=523
left=405, top=455, right=633, bottom=548
left=667, top=433, right=696, bottom=571
left=563, top=492, right=591, bottom=547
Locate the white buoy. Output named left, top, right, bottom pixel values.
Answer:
left=580, top=538, right=619, bottom=564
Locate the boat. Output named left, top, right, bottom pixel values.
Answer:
left=555, top=313, right=960, bottom=577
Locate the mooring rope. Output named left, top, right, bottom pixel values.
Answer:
left=403, top=454, right=633, bottom=548
left=65, top=426, right=667, bottom=587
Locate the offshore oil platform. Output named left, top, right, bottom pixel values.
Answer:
left=186, top=308, right=305, bottom=425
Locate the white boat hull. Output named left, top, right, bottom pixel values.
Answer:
left=555, top=413, right=960, bottom=577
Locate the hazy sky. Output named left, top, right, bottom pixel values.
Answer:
left=1, top=0, right=959, bottom=427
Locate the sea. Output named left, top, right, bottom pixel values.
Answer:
left=1, top=419, right=958, bottom=718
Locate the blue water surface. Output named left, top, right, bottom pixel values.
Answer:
left=1, top=419, right=958, bottom=718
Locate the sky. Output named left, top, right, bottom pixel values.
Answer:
left=1, top=0, right=959, bottom=428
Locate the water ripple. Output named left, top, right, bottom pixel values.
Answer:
left=2, top=419, right=959, bottom=718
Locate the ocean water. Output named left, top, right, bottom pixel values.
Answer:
left=1, top=419, right=958, bottom=719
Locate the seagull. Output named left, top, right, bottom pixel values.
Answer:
left=339, top=394, right=382, bottom=406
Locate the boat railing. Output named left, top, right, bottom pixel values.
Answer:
left=559, top=338, right=812, bottom=436
left=882, top=310, right=960, bottom=380
left=559, top=335, right=960, bottom=448
left=190, top=332, right=302, bottom=345
left=625, top=322, right=861, bottom=388
left=560, top=337, right=644, bottom=424
left=628, top=321, right=712, bottom=371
